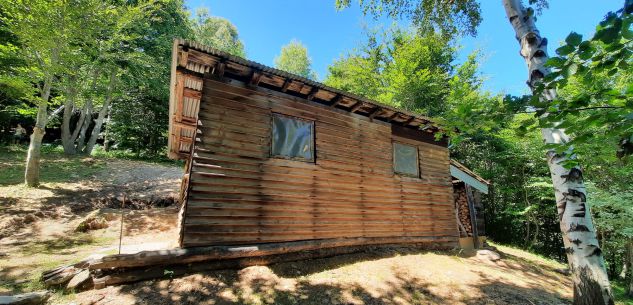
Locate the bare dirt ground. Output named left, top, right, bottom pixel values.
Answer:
left=68, top=244, right=573, bottom=305
left=0, top=150, right=183, bottom=296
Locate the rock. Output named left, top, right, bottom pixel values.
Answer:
left=67, top=270, right=91, bottom=290
left=75, top=211, right=109, bottom=232
left=476, top=249, right=502, bottom=262
left=0, top=290, right=51, bottom=305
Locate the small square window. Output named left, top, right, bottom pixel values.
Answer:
left=393, top=142, right=419, bottom=177
left=271, top=114, right=314, bottom=162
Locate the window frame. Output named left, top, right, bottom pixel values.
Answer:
left=270, top=113, right=316, bottom=163
left=392, top=141, right=420, bottom=178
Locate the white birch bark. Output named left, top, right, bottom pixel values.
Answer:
left=502, top=1, right=614, bottom=304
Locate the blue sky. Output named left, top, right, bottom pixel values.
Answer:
left=184, top=0, right=622, bottom=96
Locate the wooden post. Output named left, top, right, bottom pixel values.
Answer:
left=465, top=185, right=479, bottom=249
left=118, top=195, right=125, bottom=255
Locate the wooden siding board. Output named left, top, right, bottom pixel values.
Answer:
left=180, top=77, right=456, bottom=247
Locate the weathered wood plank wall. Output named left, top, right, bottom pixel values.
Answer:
left=180, top=77, right=458, bottom=248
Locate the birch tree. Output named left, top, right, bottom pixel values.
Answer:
left=335, top=0, right=617, bottom=303
left=0, top=0, right=106, bottom=186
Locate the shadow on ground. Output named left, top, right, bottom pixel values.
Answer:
left=79, top=247, right=571, bottom=305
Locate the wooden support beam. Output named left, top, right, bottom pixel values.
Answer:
left=368, top=107, right=382, bottom=119
left=402, top=116, right=416, bottom=126
left=88, top=236, right=453, bottom=271
left=178, top=49, right=189, bottom=68
left=215, top=61, right=226, bottom=78
left=91, top=239, right=452, bottom=289
left=306, top=87, right=319, bottom=101
left=175, top=72, right=185, bottom=122
left=281, top=79, right=292, bottom=92
left=173, top=121, right=196, bottom=129
left=249, top=70, right=262, bottom=87
left=180, top=136, right=193, bottom=144
left=329, top=94, right=343, bottom=107
left=386, top=112, right=399, bottom=122
left=183, top=88, right=202, bottom=100
left=350, top=102, right=364, bottom=113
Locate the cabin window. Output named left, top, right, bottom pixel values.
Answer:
left=393, top=142, right=419, bottom=177
left=271, top=114, right=314, bottom=162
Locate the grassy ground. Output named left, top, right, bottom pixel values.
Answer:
left=0, top=145, right=106, bottom=185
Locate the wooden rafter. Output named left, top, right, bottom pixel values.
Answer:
left=402, top=116, right=416, bottom=126
left=178, top=49, right=189, bottom=67
left=306, top=87, right=319, bottom=101
left=249, top=70, right=262, bottom=87
left=350, top=102, right=364, bottom=113
left=215, top=61, right=226, bottom=78
left=281, top=79, right=292, bottom=92
left=368, top=108, right=382, bottom=119
left=183, top=88, right=202, bottom=100
left=329, top=95, right=343, bottom=107
left=386, top=113, right=399, bottom=122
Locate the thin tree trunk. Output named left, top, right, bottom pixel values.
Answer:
left=61, top=77, right=78, bottom=155
left=628, top=240, right=633, bottom=297
left=75, top=100, right=93, bottom=152
left=103, top=113, right=110, bottom=152
left=84, top=70, right=116, bottom=155
left=24, top=77, right=52, bottom=187
left=502, top=1, right=613, bottom=304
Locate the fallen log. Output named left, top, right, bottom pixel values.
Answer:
left=93, top=241, right=451, bottom=288
left=88, top=236, right=456, bottom=270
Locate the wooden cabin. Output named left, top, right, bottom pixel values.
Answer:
left=451, top=160, right=490, bottom=249
left=168, top=39, right=484, bottom=251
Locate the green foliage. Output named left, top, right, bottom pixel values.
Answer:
left=324, top=28, right=456, bottom=116
left=532, top=5, right=633, bottom=158
left=274, top=40, right=317, bottom=79
left=192, top=8, right=245, bottom=57
left=335, top=0, right=482, bottom=37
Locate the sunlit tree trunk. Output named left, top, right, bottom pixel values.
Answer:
left=24, top=76, right=52, bottom=187
left=84, top=70, right=116, bottom=155
left=503, top=0, right=613, bottom=304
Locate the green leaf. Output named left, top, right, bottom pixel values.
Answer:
left=545, top=57, right=566, bottom=68
left=556, top=45, right=575, bottom=56
left=565, top=32, right=583, bottom=46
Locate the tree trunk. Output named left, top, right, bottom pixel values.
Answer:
left=84, top=71, right=116, bottom=155
left=75, top=100, right=93, bottom=152
left=502, top=1, right=614, bottom=304
left=628, top=240, right=633, bottom=297
left=24, top=77, right=52, bottom=187
left=103, top=114, right=110, bottom=152
left=61, top=78, right=78, bottom=155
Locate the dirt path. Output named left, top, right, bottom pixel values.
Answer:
left=66, top=244, right=573, bottom=305
left=0, top=152, right=183, bottom=295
